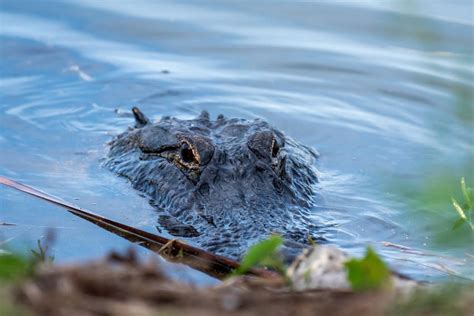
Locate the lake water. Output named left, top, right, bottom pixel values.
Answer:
left=1, top=0, right=473, bottom=284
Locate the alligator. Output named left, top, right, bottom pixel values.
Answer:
left=105, top=108, right=324, bottom=260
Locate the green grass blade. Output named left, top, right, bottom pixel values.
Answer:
left=460, top=177, right=472, bottom=210
left=451, top=198, right=467, bottom=220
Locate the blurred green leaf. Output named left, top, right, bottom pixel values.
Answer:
left=460, top=177, right=472, bottom=210
left=234, top=235, right=283, bottom=276
left=0, top=254, right=32, bottom=282
left=344, top=246, right=392, bottom=292
left=451, top=218, right=466, bottom=230
left=451, top=178, right=473, bottom=231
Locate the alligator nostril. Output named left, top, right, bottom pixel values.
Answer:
left=200, top=214, right=216, bottom=227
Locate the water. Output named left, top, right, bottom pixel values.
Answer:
left=1, top=0, right=473, bottom=283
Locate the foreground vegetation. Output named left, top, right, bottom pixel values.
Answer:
left=0, top=235, right=472, bottom=316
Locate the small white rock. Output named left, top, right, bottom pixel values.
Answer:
left=287, top=245, right=419, bottom=292
left=288, top=245, right=350, bottom=291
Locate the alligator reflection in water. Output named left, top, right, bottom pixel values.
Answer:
left=105, top=108, right=325, bottom=260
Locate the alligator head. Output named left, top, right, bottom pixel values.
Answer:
left=105, top=108, right=323, bottom=260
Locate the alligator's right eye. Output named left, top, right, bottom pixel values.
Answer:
left=248, top=131, right=280, bottom=161
left=175, top=142, right=201, bottom=184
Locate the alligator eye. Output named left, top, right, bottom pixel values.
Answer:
left=180, top=143, right=198, bottom=164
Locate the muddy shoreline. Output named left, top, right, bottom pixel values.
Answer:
left=4, top=250, right=472, bottom=316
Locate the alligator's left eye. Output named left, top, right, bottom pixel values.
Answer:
left=180, top=143, right=199, bottom=165
left=176, top=135, right=214, bottom=167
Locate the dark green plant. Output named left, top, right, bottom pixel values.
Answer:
left=30, top=239, right=55, bottom=264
